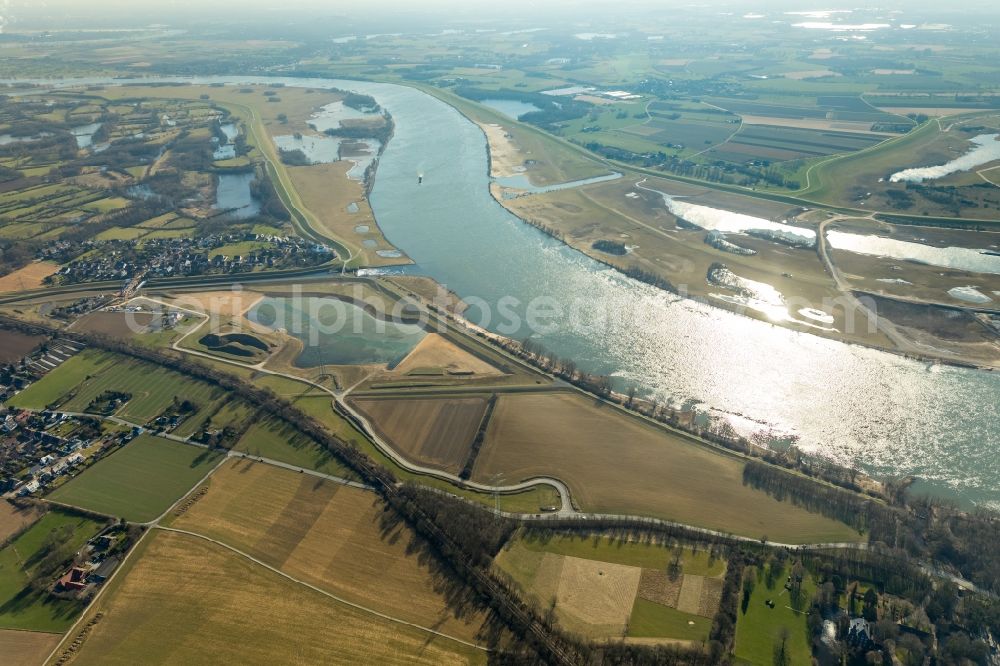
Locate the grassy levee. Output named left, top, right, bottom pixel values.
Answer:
left=796, top=119, right=940, bottom=200
left=219, top=100, right=356, bottom=262
left=47, top=435, right=223, bottom=523
left=59, top=529, right=487, bottom=665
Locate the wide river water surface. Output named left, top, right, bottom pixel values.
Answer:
left=30, top=75, right=1000, bottom=507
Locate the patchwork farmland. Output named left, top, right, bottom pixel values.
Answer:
left=168, top=459, right=493, bottom=645
left=351, top=395, right=488, bottom=474
left=63, top=530, right=486, bottom=666
left=496, top=534, right=726, bottom=643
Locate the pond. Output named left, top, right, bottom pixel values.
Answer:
left=494, top=172, right=623, bottom=195
left=307, top=100, right=374, bottom=133
left=639, top=184, right=816, bottom=247
left=273, top=134, right=342, bottom=164
left=827, top=231, right=1000, bottom=274
left=247, top=296, right=425, bottom=367
left=479, top=98, right=542, bottom=120
left=213, top=172, right=260, bottom=219
left=71, top=122, right=102, bottom=149
left=0, top=133, right=49, bottom=146
left=890, top=134, right=1000, bottom=183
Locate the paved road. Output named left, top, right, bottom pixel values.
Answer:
left=136, top=295, right=579, bottom=515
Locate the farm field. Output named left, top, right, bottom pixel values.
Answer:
left=351, top=395, right=488, bottom=474
left=72, top=311, right=158, bottom=338
left=0, top=510, right=104, bottom=632
left=472, top=392, right=861, bottom=543
left=48, top=435, right=223, bottom=522
left=169, top=459, right=493, bottom=645
left=0, top=500, right=45, bottom=542
left=6, top=349, right=226, bottom=428
left=714, top=124, right=884, bottom=163
left=0, top=329, right=44, bottom=363
left=496, top=534, right=723, bottom=642
left=516, top=534, right=726, bottom=576
left=5, top=349, right=113, bottom=409
left=627, top=599, right=712, bottom=642
left=798, top=116, right=1000, bottom=218
left=0, top=262, right=58, bottom=293
left=0, top=628, right=61, bottom=666
left=734, top=565, right=817, bottom=666
left=64, top=529, right=486, bottom=665
left=233, top=416, right=356, bottom=479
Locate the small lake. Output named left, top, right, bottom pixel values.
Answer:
left=213, top=144, right=236, bottom=160
left=213, top=123, right=239, bottom=160
left=890, top=134, right=1000, bottom=183
left=273, top=134, right=342, bottom=164
left=247, top=296, right=425, bottom=366
left=479, top=99, right=542, bottom=120
left=827, top=231, right=1000, bottom=274
left=273, top=134, right=378, bottom=180
left=308, top=101, right=373, bottom=133
left=948, top=286, right=993, bottom=304
left=71, top=122, right=102, bottom=149
left=494, top=172, right=623, bottom=195
left=641, top=185, right=816, bottom=246
left=0, top=133, right=49, bottom=146
left=213, top=172, right=260, bottom=219
left=219, top=123, right=239, bottom=142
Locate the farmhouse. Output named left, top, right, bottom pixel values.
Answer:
left=56, top=567, right=89, bottom=592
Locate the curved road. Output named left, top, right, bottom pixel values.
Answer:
left=135, top=295, right=577, bottom=514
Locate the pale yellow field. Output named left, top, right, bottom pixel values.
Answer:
left=63, top=530, right=485, bottom=665
left=553, top=556, right=641, bottom=639
left=164, top=289, right=264, bottom=317
left=390, top=333, right=504, bottom=377
left=170, top=459, right=492, bottom=645
left=0, top=262, right=59, bottom=293
left=0, top=501, right=45, bottom=542
left=285, top=162, right=405, bottom=266
left=474, top=392, right=862, bottom=544
left=0, top=628, right=60, bottom=666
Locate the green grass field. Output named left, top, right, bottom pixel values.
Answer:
left=234, top=417, right=355, bottom=479
left=627, top=598, right=711, bottom=641
left=734, top=566, right=816, bottom=666
left=0, top=510, right=104, bottom=632
left=48, top=435, right=223, bottom=522
left=6, top=350, right=114, bottom=410
left=8, top=349, right=226, bottom=428
left=59, top=359, right=224, bottom=425
left=519, top=535, right=725, bottom=577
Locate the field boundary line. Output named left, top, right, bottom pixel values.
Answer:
left=155, top=526, right=491, bottom=652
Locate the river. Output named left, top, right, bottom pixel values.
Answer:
left=19, top=75, right=1000, bottom=507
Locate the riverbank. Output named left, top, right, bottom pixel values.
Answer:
left=469, top=113, right=999, bottom=373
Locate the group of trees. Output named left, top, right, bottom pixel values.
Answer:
left=8, top=316, right=1000, bottom=665
left=742, top=461, right=900, bottom=543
